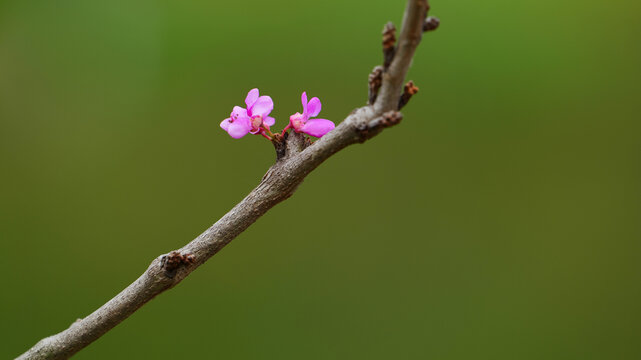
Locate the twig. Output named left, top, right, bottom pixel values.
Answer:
left=16, top=1, right=436, bottom=359
left=375, top=0, right=433, bottom=114
left=398, top=80, right=419, bottom=109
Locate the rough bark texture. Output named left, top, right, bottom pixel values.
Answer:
left=16, top=1, right=436, bottom=359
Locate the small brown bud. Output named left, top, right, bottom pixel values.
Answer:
left=398, top=81, right=419, bottom=110
left=423, top=16, right=440, bottom=32
left=382, top=22, right=396, bottom=49
left=161, top=251, right=195, bottom=275
left=382, top=22, right=396, bottom=69
left=381, top=111, right=403, bottom=127
left=368, top=66, right=384, bottom=105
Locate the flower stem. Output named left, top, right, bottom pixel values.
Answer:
left=260, top=132, right=272, bottom=140
left=260, top=125, right=276, bottom=141
left=281, top=124, right=292, bottom=137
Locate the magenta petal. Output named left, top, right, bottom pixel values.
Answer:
left=231, top=106, right=248, bottom=120
left=250, top=96, right=273, bottom=117
left=227, top=119, right=251, bottom=139
left=245, top=88, right=259, bottom=108
left=301, top=92, right=308, bottom=115
left=307, top=97, right=321, bottom=117
left=301, top=118, right=335, bottom=137
left=264, top=116, right=276, bottom=127
left=220, top=118, right=231, bottom=131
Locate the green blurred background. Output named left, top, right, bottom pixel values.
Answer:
left=1, top=0, right=640, bottom=358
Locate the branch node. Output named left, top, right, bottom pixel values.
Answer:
left=423, top=16, right=440, bottom=32
left=357, top=110, right=403, bottom=142
left=272, top=132, right=287, bottom=160
left=398, top=80, right=419, bottom=109
left=368, top=65, right=384, bottom=105
left=161, top=251, right=195, bottom=278
left=382, top=22, right=396, bottom=69
left=273, top=131, right=310, bottom=162
left=380, top=110, right=404, bottom=127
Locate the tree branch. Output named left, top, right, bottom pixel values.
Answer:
left=375, top=0, right=429, bottom=113
left=16, top=1, right=437, bottom=359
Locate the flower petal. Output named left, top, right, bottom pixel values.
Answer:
left=245, top=88, right=259, bottom=108
left=307, top=97, right=321, bottom=117
left=264, top=116, right=276, bottom=127
left=227, top=118, right=251, bottom=139
left=220, top=118, right=231, bottom=131
left=231, top=106, right=248, bottom=120
left=250, top=96, right=273, bottom=117
left=301, top=118, right=335, bottom=138
left=301, top=91, right=308, bottom=115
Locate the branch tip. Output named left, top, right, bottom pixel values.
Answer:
left=398, top=81, right=419, bottom=110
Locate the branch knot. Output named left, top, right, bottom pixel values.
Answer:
left=272, top=131, right=310, bottom=162
left=357, top=110, right=403, bottom=142
left=161, top=251, right=195, bottom=277
left=380, top=110, right=403, bottom=127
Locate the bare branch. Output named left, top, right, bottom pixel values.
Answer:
left=16, top=1, right=435, bottom=359
left=375, top=0, right=432, bottom=113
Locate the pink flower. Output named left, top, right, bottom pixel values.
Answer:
left=285, top=92, right=335, bottom=138
left=220, top=88, right=275, bottom=139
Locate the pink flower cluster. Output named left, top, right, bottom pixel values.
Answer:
left=220, top=88, right=335, bottom=140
